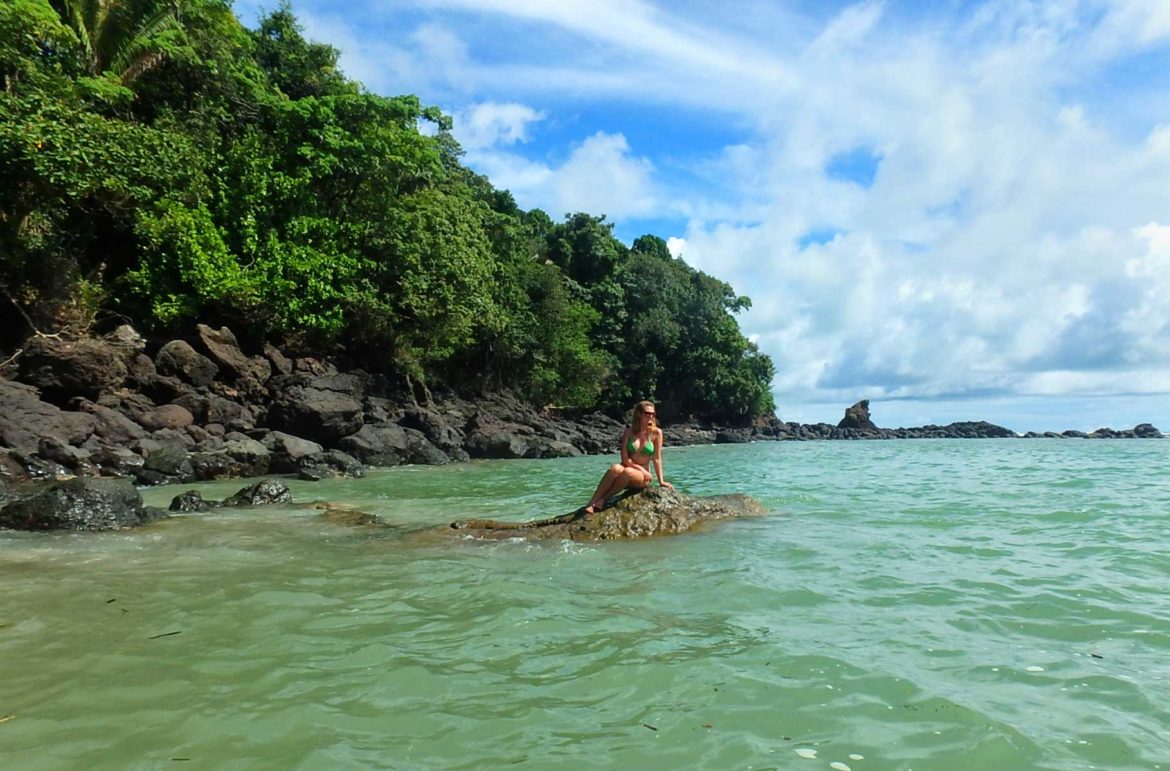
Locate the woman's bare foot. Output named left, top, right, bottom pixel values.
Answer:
left=584, top=503, right=598, bottom=514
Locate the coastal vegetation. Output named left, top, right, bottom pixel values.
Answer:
left=0, top=0, right=775, bottom=422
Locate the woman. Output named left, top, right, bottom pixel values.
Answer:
left=584, top=400, right=674, bottom=513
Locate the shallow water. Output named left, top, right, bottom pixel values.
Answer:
left=3, top=439, right=1170, bottom=770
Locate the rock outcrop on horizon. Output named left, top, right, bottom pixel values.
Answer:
left=838, top=400, right=878, bottom=430
left=447, top=487, right=766, bottom=540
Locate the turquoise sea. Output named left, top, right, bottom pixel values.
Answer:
left=2, top=439, right=1170, bottom=770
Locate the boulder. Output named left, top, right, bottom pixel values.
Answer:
left=74, top=399, right=146, bottom=443
left=1133, top=423, right=1163, bottom=438
left=0, top=379, right=96, bottom=455
left=142, top=446, right=194, bottom=480
left=263, top=342, right=293, bottom=376
left=337, top=423, right=448, bottom=466
left=0, top=477, right=162, bottom=531
left=187, top=451, right=251, bottom=481
left=264, top=373, right=365, bottom=445
left=448, top=487, right=765, bottom=541
left=263, top=431, right=324, bottom=472
left=194, top=324, right=271, bottom=392
left=92, top=445, right=146, bottom=477
left=297, top=449, right=365, bottom=481
left=139, top=404, right=195, bottom=431
left=838, top=400, right=878, bottom=431
left=17, top=336, right=127, bottom=404
left=169, top=490, right=219, bottom=513
left=221, top=479, right=293, bottom=507
left=155, top=340, right=219, bottom=387
left=223, top=437, right=270, bottom=476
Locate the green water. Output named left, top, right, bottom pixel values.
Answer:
left=2, top=440, right=1170, bottom=770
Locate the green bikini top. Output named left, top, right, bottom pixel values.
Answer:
left=627, top=435, right=654, bottom=455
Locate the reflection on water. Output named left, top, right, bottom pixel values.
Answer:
left=3, top=440, right=1170, bottom=769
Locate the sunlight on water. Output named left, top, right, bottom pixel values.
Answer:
left=3, top=440, right=1170, bottom=770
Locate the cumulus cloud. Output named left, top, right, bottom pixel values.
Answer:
left=454, top=102, right=545, bottom=150
left=465, top=131, right=657, bottom=219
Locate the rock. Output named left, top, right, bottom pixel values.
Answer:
left=264, top=373, right=365, bottom=445
left=223, top=437, right=270, bottom=476
left=37, top=436, right=93, bottom=471
left=194, top=324, right=271, bottom=392
left=105, top=324, right=147, bottom=354
left=0, top=378, right=96, bottom=454
left=715, top=428, right=752, bottom=443
left=139, top=404, right=195, bottom=431
left=838, top=400, right=878, bottom=431
left=187, top=451, right=251, bottom=481
left=448, top=487, right=765, bottom=541
left=143, top=446, right=194, bottom=478
left=0, top=477, right=161, bottom=531
left=263, top=431, right=324, bottom=473
left=221, top=479, right=293, bottom=507
left=297, top=449, right=365, bottom=480
left=1133, top=423, right=1163, bottom=438
left=263, top=342, right=293, bottom=376
left=92, top=446, right=146, bottom=477
left=155, top=340, right=219, bottom=387
left=17, top=336, right=128, bottom=404
left=401, top=406, right=465, bottom=452
left=74, top=399, right=146, bottom=443
left=318, top=506, right=385, bottom=527
left=169, top=490, right=219, bottom=512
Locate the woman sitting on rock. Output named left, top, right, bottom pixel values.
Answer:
left=584, top=400, right=674, bottom=513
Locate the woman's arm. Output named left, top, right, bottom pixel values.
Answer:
left=652, top=428, right=674, bottom=489
left=620, top=429, right=632, bottom=466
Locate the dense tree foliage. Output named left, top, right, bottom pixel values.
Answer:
left=0, top=0, right=775, bottom=421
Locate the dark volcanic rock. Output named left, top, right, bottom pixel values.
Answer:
left=448, top=487, right=765, bottom=541
left=838, top=400, right=878, bottom=431
left=0, top=477, right=160, bottom=531
left=194, top=324, right=271, bottom=393
left=297, top=449, right=365, bottom=480
left=17, top=336, right=128, bottom=404
left=337, top=423, right=448, bottom=466
left=0, top=379, right=96, bottom=455
left=169, top=490, right=219, bottom=512
left=264, top=373, right=365, bottom=445
left=155, top=340, right=219, bottom=387
left=221, top=479, right=293, bottom=507
left=263, top=431, right=324, bottom=472
left=1133, top=423, right=1163, bottom=438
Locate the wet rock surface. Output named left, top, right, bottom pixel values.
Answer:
left=448, top=487, right=766, bottom=541
left=0, top=477, right=162, bottom=531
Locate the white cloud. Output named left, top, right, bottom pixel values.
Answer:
left=454, top=102, right=544, bottom=150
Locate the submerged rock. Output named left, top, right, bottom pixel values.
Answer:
left=447, top=487, right=765, bottom=541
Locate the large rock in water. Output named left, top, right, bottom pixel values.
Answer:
left=0, top=477, right=162, bottom=531
left=838, top=400, right=877, bottom=430
left=447, top=487, right=765, bottom=541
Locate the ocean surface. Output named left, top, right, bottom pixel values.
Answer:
left=2, top=439, right=1169, bottom=770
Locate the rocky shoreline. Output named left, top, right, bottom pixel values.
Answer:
left=0, top=328, right=1162, bottom=529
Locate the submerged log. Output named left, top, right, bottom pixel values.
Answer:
left=448, top=487, right=765, bottom=540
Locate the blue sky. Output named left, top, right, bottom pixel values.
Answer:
left=236, top=0, right=1170, bottom=432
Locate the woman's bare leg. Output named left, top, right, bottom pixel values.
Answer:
left=588, top=467, right=648, bottom=511
left=586, top=464, right=626, bottom=512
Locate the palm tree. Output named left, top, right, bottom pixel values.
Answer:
left=49, top=0, right=182, bottom=84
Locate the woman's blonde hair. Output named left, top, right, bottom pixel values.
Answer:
left=630, top=400, right=656, bottom=431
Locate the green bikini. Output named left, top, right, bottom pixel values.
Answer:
left=627, top=437, right=654, bottom=455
